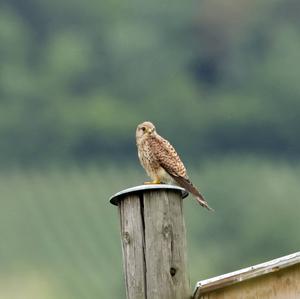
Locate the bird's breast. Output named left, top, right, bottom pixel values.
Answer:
left=156, top=167, right=175, bottom=184
left=137, top=140, right=161, bottom=179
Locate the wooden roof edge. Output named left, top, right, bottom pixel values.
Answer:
left=193, top=251, right=300, bottom=298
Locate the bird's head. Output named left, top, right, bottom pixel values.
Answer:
left=136, top=121, right=156, bottom=139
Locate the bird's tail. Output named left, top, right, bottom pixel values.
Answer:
left=195, top=195, right=214, bottom=211
left=171, top=175, right=214, bottom=211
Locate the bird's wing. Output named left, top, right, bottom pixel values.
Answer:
left=148, top=135, right=187, bottom=178
left=149, top=135, right=214, bottom=211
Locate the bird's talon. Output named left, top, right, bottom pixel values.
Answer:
left=144, top=180, right=161, bottom=185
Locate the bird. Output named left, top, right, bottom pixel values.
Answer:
left=136, top=121, right=213, bottom=211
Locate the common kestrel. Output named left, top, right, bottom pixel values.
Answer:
left=136, top=121, right=213, bottom=211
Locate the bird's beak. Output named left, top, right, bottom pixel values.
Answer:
left=149, top=128, right=155, bottom=134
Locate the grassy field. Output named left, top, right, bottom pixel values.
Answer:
left=1, top=157, right=300, bottom=298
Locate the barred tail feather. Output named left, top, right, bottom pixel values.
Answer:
left=170, top=175, right=214, bottom=211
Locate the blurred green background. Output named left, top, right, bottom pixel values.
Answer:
left=1, top=0, right=300, bottom=297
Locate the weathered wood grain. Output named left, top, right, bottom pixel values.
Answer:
left=143, top=190, right=190, bottom=299
left=118, top=189, right=190, bottom=299
left=198, top=264, right=300, bottom=299
left=119, top=194, right=146, bottom=299
left=193, top=252, right=300, bottom=299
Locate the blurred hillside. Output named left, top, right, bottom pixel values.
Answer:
left=1, top=1, right=300, bottom=299
left=1, top=0, right=300, bottom=165
left=2, top=158, right=300, bottom=298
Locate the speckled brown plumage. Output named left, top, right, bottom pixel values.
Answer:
left=136, top=121, right=213, bottom=211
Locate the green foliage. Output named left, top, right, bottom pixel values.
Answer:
left=0, top=164, right=125, bottom=298
left=1, top=158, right=300, bottom=298
left=0, top=0, right=300, bottom=165
left=1, top=1, right=299, bottom=297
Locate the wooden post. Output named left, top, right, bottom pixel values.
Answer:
left=110, top=185, right=190, bottom=299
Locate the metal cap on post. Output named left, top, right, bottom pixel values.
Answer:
left=110, top=184, right=190, bottom=299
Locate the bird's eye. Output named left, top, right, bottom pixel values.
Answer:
left=141, top=127, right=146, bottom=132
